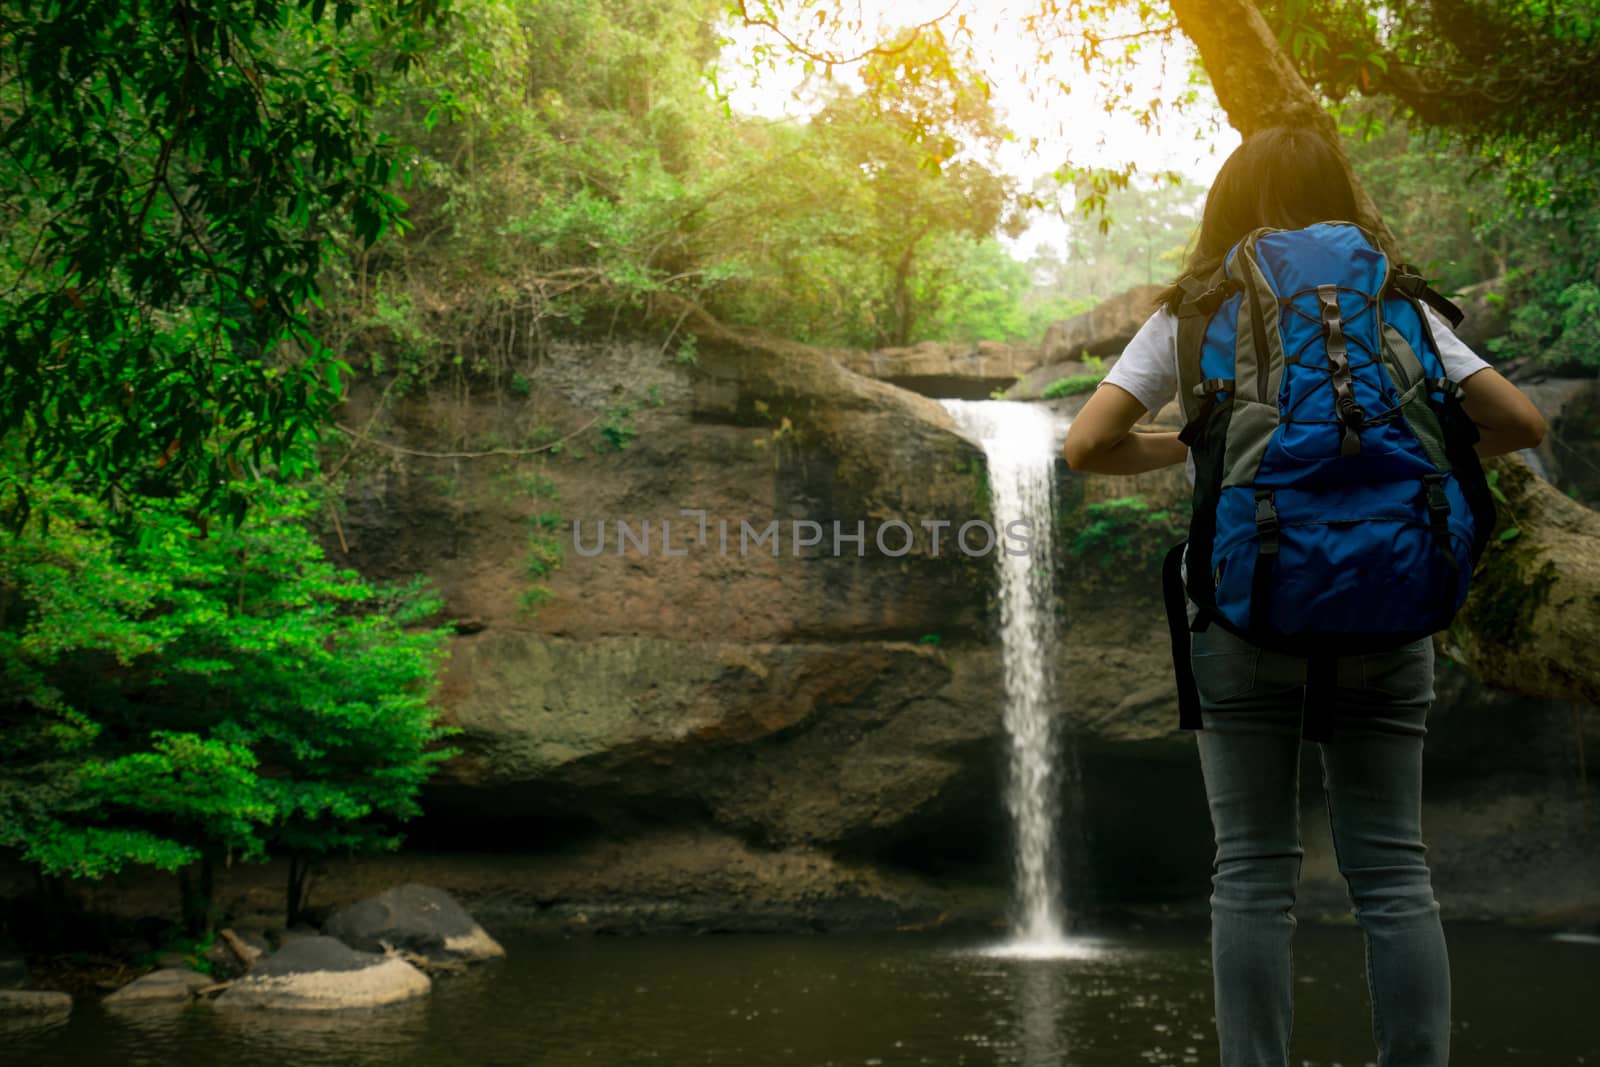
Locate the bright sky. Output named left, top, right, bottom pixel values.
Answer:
left=716, top=0, right=1238, bottom=259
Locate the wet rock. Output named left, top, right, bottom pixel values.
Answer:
left=103, top=967, right=211, bottom=1006
left=324, top=884, right=503, bottom=964
left=218, top=936, right=429, bottom=1011
left=205, top=928, right=270, bottom=976
left=0, top=989, right=71, bottom=1018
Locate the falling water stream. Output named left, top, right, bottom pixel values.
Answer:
left=941, top=400, right=1082, bottom=957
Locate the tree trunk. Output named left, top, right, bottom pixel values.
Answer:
left=177, top=854, right=216, bottom=938
left=1165, top=0, right=1396, bottom=249
left=1442, top=456, right=1600, bottom=707
left=1168, top=0, right=1600, bottom=708
left=286, top=853, right=311, bottom=929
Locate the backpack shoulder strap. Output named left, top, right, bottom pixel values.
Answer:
left=1385, top=264, right=1466, bottom=330
left=1173, top=267, right=1234, bottom=425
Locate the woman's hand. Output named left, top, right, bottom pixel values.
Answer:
left=1062, top=383, right=1189, bottom=474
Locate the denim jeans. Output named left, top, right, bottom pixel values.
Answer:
left=1191, top=624, right=1451, bottom=1067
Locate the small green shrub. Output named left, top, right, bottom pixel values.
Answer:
left=1069, top=496, right=1188, bottom=569
left=1042, top=373, right=1104, bottom=400
left=598, top=401, right=638, bottom=451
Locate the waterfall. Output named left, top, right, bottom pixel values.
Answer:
left=941, top=400, right=1080, bottom=955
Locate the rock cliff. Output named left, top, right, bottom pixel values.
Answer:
left=307, top=312, right=1598, bottom=932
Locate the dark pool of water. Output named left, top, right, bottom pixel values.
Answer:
left=10, top=923, right=1597, bottom=1066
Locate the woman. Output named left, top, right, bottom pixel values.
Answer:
left=1063, top=126, right=1546, bottom=1067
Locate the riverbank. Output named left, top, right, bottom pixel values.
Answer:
left=4, top=793, right=1596, bottom=961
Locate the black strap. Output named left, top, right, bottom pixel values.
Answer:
left=1317, top=285, right=1364, bottom=456
left=1423, top=474, right=1459, bottom=571
left=1162, top=542, right=1203, bottom=731
left=1387, top=266, right=1466, bottom=329
left=1178, top=397, right=1214, bottom=447
left=1251, top=489, right=1279, bottom=631
left=1425, top=377, right=1464, bottom=400
left=1303, top=656, right=1337, bottom=742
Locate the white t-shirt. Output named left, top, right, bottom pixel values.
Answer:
left=1100, top=302, right=1490, bottom=483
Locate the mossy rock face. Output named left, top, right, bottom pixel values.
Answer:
left=1052, top=462, right=1190, bottom=610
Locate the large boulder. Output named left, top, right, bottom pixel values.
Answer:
left=324, top=884, right=503, bottom=964
left=1041, top=285, right=1164, bottom=361
left=103, top=967, right=211, bottom=1006
left=218, top=936, right=429, bottom=1011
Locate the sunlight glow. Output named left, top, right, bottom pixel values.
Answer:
left=715, top=0, right=1237, bottom=256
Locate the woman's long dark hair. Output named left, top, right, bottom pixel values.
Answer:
left=1159, top=126, right=1386, bottom=314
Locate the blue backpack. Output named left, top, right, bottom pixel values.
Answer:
left=1160, top=222, right=1496, bottom=736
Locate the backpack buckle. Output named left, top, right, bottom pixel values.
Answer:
left=1389, top=268, right=1427, bottom=298
left=1254, top=489, right=1280, bottom=555
left=1423, top=474, right=1451, bottom=518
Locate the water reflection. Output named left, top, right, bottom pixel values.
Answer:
left=11, top=926, right=1599, bottom=1066
left=1013, top=963, right=1064, bottom=1067
left=0, top=1009, right=70, bottom=1040
left=211, top=997, right=429, bottom=1065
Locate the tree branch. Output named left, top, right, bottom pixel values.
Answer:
left=731, top=0, right=961, bottom=66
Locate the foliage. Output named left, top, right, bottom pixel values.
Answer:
left=1068, top=496, right=1189, bottom=569
left=0, top=0, right=446, bottom=531
left=1337, top=100, right=1508, bottom=292
left=1338, top=96, right=1600, bottom=370
left=0, top=467, right=457, bottom=904
left=1259, top=0, right=1600, bottom=179
left=1500, top=281, right=1600, bottom=371
left=597, top=401, right=639, bottom=452
left=1042, top=374, right=1105, bottom=400
left=522, top=509, right=564, bottom=618
left=335, top=0, right=1046, bottom=364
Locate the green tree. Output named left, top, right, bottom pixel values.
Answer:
left=0, top=0, right=445, bottom=530
left=343, top=0, right=1041, bottom=359
left=1257, top=0, right=1600, bottom=168
left=804, top=28, right=1027, bottom=345
left=0, top=467, right=456, bottom=931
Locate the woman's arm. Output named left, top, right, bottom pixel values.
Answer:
left=1062, top=383, right=1189, bottom=474
left=1457, top=368, right=1547, bottom=458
